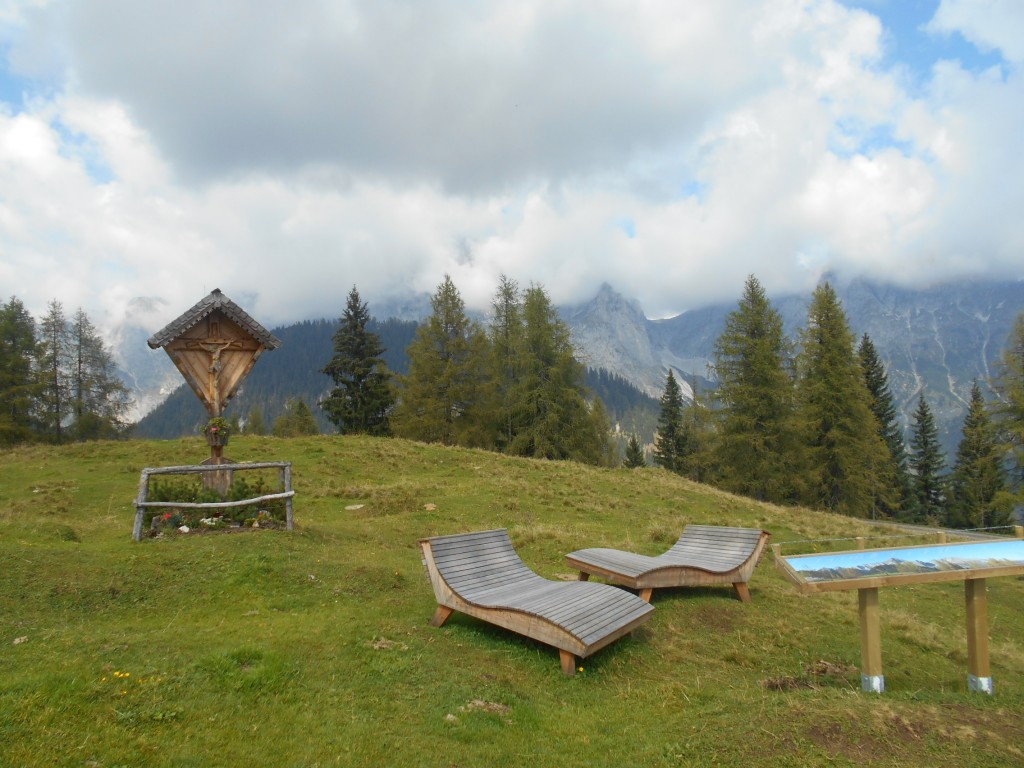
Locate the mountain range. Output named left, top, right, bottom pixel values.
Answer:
left=125, top=277, right=1024, bottom=458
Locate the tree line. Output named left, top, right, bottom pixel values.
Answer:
left=320, top=276, right=612, bottom=464
left=644, top=275, right=1023, bottom=528
left=1, top=297, right=131, bottom=445
left=8, top=274, right=1022, bottom=530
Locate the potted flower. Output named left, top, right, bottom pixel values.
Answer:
left=203, top=416, right=231, bottom=447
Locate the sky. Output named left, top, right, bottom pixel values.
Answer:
left=0, top=0, right=1022, bottom=337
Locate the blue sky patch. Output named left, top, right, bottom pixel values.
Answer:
left=841, top=0, right=1005, bottom=87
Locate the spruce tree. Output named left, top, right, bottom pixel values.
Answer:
left=908, top=393, right=945, bottom=521
left=711, top=275, right=797, bottom=502
left=37, top=300, right=71, bottom=443
left=858, top=333, right=909, bottom=516
left=321, top=286, right=394, bottom=435
left=795, top=283, right=890, bottom=517
left=487, top=275, right=525, bottom=451
left=508, top=284, right=606, bottom=463
left=624, top=433, right=646, bottom=468
left=653, top=369, right=685, bottom=472
left=392, top=275, right=489, bottom=446
left=246, top=406, right=266, bottom=435
left=991, top=312, right=1024, bottom=504
left=946, top=381, right=1008, bottom=529
left=678, top=382, right=717, bottom=483
left=68, top=307, right=131, bottom=440
left=273, top=398, right=320, bottom=437
left=0, top=297, right=40, bottom=445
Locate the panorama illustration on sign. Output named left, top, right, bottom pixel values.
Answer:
left=786, top=541, right=1024, bottom=583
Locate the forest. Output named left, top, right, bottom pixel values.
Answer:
left=3, top=272, right=1023, bottom=530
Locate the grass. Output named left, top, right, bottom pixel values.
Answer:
left=2, top=435, right=1023, bottom=767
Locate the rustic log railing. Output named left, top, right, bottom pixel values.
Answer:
left=132, top=462, right=294, bottom=541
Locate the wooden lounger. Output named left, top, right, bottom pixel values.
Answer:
left=565, top=525, right=771, bottom=603
left=420, top=529, right=655, bottom=676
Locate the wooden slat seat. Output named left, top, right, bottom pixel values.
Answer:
left=420, top=529, right=654, bottom=676
left=565, top=525, right=771, bottom=603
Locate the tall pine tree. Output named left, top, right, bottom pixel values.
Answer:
left=392, top=275, right=489, bottom=446
left=908, top=393, right=945, bottom=521
left=795, top=283, right=890, bottom=517
left=508, top=284, right=607, bottom=463
left=858, top=333, right=908, bottom=517
left=653, top=369, right=685, bottom=472
left=711, top=275, right=797, bottom=502
left=321, top=286, right=394, bottom=436
left=68, top=307, right=131, bottom=440
left=0, top=297, right=40, bottom=445
left=487, top=274, right=525, bottom=451
left=677, top=382, right=717, bottom=483
left=946, top=381, right=1008, bottom=529
left=37, top=300, right=71, bottom=443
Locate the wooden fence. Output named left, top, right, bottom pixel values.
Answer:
left=132, top=462, right=294, bottom=541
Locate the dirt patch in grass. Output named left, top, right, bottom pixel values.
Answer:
left=803, top=702, right=1024, bottom=764
left=688, top=602, right=738, bottom=633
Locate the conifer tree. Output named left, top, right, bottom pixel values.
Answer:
left=991, top=312, right=1024, bottom=504
left=624, top=433, right=646, bottom=468
left=392, top=275, right=489, bottom=446
left=508, top=284, right=606, bottom=462
left=711, top=275, right=797, bottom=502
left=273, top=398, right=320, bottom=436
left=858, top=333, right=909, bottom=516
left=653, top=369, right=685, bottom=472
left=246, top=406, right=266, bottom=435
left=908, top=393, right=945, bottom=521
left=321, top=286, right=394, bottom=435
left=487, top=274, right=525, bottom=451
left=795, top=283, right=890, bottom=517
left=37, top=300, right=71, bottom=443
left=68, top=307, right=131, bottom=440
left=678, top=382, right=717, bottom=483
left=0, top=297, right=40, bottom=445
left=946, top=381, right=1008, bottom=529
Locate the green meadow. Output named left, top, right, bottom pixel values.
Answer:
left=2, top=436, right=1023, bottom=767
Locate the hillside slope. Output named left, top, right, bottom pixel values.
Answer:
left=2, top=436, right=1022, bottom=766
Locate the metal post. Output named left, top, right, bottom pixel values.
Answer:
left=966, top=579, right=993, bottom=694
left=858, top=587, right=884, bottom=693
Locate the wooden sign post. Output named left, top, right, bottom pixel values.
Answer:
left=775, top=535, right=1024, bottom=695
left=148, top=289, right=281, bottom=490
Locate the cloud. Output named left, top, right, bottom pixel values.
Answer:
left=929, top=0, right=1024, bottom=64
left=0, top=0, right=1022, bottom=339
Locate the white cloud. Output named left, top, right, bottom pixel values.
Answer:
left=930, top=0, right=1024, bottom=63
left=0, top=0, right=1021, bottom=341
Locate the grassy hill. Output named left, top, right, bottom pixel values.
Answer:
left=2, top=436, right=1023, bottom=767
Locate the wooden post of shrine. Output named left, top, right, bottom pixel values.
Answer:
left=148, top=289, right=282, bottom=495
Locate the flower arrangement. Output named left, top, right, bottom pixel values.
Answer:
left=202, top=417, right=231, bottom=437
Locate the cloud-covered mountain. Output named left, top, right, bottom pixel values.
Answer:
left=562, top=277, right=1024, bottom=456
left=121, top=277, right=1023, bottom=457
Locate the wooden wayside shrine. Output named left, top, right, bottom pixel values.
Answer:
left=133, top=289, right=294, bottom=539
left=147, top=288, right=281, bottom=419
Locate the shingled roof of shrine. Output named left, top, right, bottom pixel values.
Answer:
left=147, top=288, right=282, bottom=350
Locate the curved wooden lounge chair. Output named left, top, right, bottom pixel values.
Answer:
left=420, top=529, right=654, bottom=676
left=565, top=525, right=771, bottom=603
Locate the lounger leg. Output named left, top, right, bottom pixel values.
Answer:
left=430, top=605, right=454, bottom=627
left=733, top=582, right=751, bottom=603
left=639, top=588, right=653, bottom=603
left=559, top=650, right=577, bottom=676
left=577, top=572, right=590, bottom=582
